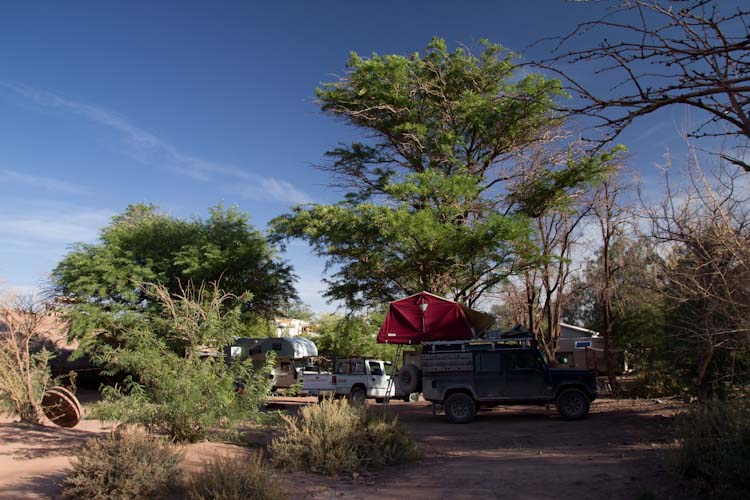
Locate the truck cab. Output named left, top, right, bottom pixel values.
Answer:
left=302, top=357, right=396, bottom=404
left=419, top=339, right=598, bottom=423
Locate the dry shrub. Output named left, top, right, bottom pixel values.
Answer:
left=187, top=452, right=287, bottom=500
left=270, top=398, right=419, bottom=475
left=0, top=294, right=57, bottom=423
left=673, top=399, right=750, bottom=500
left=61, top=432, right=183, bottom=500
left=621, top=362, right=683, bottom=398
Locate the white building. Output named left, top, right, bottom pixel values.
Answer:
left=274, top=317, right=315, bottom=337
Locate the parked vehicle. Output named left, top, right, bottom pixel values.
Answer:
left=398, top=338, right=598, bottom=423
left=302, top=357, right=397, bottom=404
left=224, top=337, right=317, bottom=391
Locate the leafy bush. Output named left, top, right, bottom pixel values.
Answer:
left=90, top=281, right=273, bottom=442
left=673, top=399, right=750, bottom=500
left=187, top=452, right=287, bottom=500
left=0, top=295, right=56, bottom=423
left=93, top=336, right=273, bottom=442
left=270, top=398, right=419, bottom=475
left=61, top=432, right=183, bottom=500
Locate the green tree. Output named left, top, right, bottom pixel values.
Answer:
left=311, top=311, right=395, bottom=360
left=272, top=38, right=615, bottom=309
left=563, top=235, right=668, bottom=371
left=52, top=204, right=297, bottom=343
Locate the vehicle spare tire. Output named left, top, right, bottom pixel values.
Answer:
left=397, top=363, right=422, bottom=393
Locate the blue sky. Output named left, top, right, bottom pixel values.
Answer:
left=0, top=1, right=702, bottom=311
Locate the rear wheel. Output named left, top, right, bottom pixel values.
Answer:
left=444, top=393, right=476, bottom=424
left=556, top=388, right=590, bottom=420
left=348, top=386, right=367, bottom=406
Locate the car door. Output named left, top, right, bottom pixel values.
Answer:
left=367, top=361, right=389, bottom=396
left=503, top=350, right=548, bottom=399
left=473, top=351, right=504, bottom=399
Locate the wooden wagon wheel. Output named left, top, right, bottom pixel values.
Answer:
left=42, top=386, right=82, bottom=428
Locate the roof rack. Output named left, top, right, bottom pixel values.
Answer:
left=423, top=337, right=536, bottom=353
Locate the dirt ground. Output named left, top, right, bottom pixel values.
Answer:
left=0, top=396, right=695, bottom=500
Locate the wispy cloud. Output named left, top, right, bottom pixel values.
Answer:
left=0, top=207, right=113, bottom=245
left=0, top=168, right=90, bottom=195
left=0, top=81, right=312, bottom=205
left=0, top=202, right=115, bottom=293
left=238, top=177, right=312, bottom=205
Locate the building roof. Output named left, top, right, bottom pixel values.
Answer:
left=560, top=323, right=599, bottom=338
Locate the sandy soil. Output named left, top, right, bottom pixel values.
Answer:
left=0, top=396, right=695, bottom=500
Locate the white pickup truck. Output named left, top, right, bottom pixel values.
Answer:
left=302, top=357, right=397, bottom=404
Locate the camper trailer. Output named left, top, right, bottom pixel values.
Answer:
left=224, top=337, right=318, bottom=391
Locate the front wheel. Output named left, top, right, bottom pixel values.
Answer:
left=556, top=388, right=590, bottom=420
left=444, top=393, right=476, bottom=424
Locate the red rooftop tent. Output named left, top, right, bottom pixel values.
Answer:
left=376, top=291, right=474, bottom=344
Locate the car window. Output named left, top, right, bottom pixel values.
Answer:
left=351, top=359, right=365, bottom=375
left=474, top=352, right=501, bottom=374
left=507, top=351, right=536, bottom=370
left=368, top=361, right=383, bottom=376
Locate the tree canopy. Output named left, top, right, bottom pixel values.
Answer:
left=272, top=38, right=617, bottom=309
left=52, top=204, right=297, bottom=339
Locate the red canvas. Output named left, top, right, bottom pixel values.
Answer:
left=376, top=291, right=474, bottom=344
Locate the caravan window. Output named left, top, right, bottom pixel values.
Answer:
left=575, top=340, right=592, bottom=349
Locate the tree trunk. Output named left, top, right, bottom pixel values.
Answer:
left=696, top=341, right=715, bottom=399
left=22, top=341, right=45, bottom=424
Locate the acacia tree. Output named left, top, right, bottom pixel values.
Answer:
left=537, top=0, right=750, bottom=170
left=272, top=38, right=615, bottom=309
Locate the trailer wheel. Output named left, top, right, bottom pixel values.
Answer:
left=444, top=393, right=476, bottom=424
left=348, top=386, right=367, bottom=406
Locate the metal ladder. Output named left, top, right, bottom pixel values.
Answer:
left=382, top=344, right=402, bottom=408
